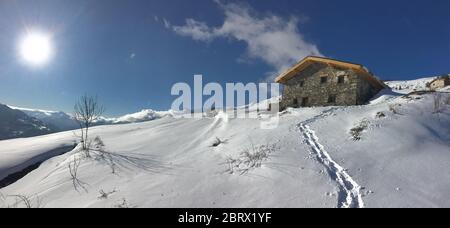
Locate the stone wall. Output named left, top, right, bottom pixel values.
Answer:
left=279, top=62, right=381, bottom=109
left=430, top=77, right=450, bottom=90
left=357, top=76, right=380, bottom=105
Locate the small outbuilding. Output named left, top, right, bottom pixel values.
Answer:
left=428, top=75, right=450, bottom=90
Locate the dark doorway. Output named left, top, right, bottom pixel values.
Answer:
left=301, top=97, right=309, bottom=107
left=328, top=94, right=337, bottom=103
left=293, top=98, right=299, bottom=107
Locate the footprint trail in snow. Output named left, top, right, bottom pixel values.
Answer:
left=297, top=109, right=365, bottom=208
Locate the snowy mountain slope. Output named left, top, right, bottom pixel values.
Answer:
left=0, top=104, right=56, bottom=140
left=1, top=81, right=450, bottom=208
left=95, top=109, right=173, bottom=125
left=384, top=76, right=437, bottom=93
left=9, top=106, right=80, bottom=131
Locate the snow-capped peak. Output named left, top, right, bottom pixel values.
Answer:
left=111, top=109, right=172, bottom=124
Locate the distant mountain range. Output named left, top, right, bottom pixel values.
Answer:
left=95, top=109, right=173, bottom=125
left=1, top=104, right=172, bottom=141
left=0, top=104, right=56, bottom=140
left=9, top=106, right=80, bottom=132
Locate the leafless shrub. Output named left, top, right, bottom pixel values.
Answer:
left=3, top=194, right=43, bottom=208
left=114, top=198, right=133, bottom=208
left=375, top=112, right=386, bottom=119
left=98, top=189, right=117, bottom=200
left=93, top=136, right=105, bottom=150
left=74, top=95, right=105, bottom=156
left=225, top=143, right=276, bottom=175
left=69, top=156, right=88, bottom=193
left=83, top=136, right=115, bottom=174
left=389, top=104, right=402, bottom=115
left=350, top=119, right=371, bottom=141
left=99, top=152, right=116, bottom=174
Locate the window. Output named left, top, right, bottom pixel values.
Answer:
left=338, top=76, right=345, bottom=84
left=320, top=76, right=328, bottom=84
left=293, top=98, right=299, bottom=106
left=328, top=94, right=337, bottom=103
left=299, top=80, right=305, bottom=87
left=301, top=97, right=309, bottom=107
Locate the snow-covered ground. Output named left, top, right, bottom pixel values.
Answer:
left=1, top=78, right=449, bottom=208
left=384, top=76, right=437, bottom=93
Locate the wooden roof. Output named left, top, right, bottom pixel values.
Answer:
left=275, top=56, right=386, bottom=89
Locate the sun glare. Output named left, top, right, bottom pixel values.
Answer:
left=19, top=31, right=53, bottom=66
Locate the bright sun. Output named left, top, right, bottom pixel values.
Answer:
left=19, top=31, right=53, bottom=66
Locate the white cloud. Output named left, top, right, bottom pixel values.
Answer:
left=171, top=1, right=322, bottom=80
left=163, top=18, right=172, bottom=29
left=173, top=19, right=215, bottom=42
left=154, top=16, right=173, bottom=29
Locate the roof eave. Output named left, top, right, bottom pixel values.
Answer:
left=274, top=56, right=386, bottom=89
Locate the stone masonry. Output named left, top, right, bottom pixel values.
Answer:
left=279, top=62, right=382, bottom=110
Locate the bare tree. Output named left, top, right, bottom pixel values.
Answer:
left=74, top=95, right=105, bottom=155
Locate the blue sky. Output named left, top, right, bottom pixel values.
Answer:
left=0, top=0, right=449, bottom=116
